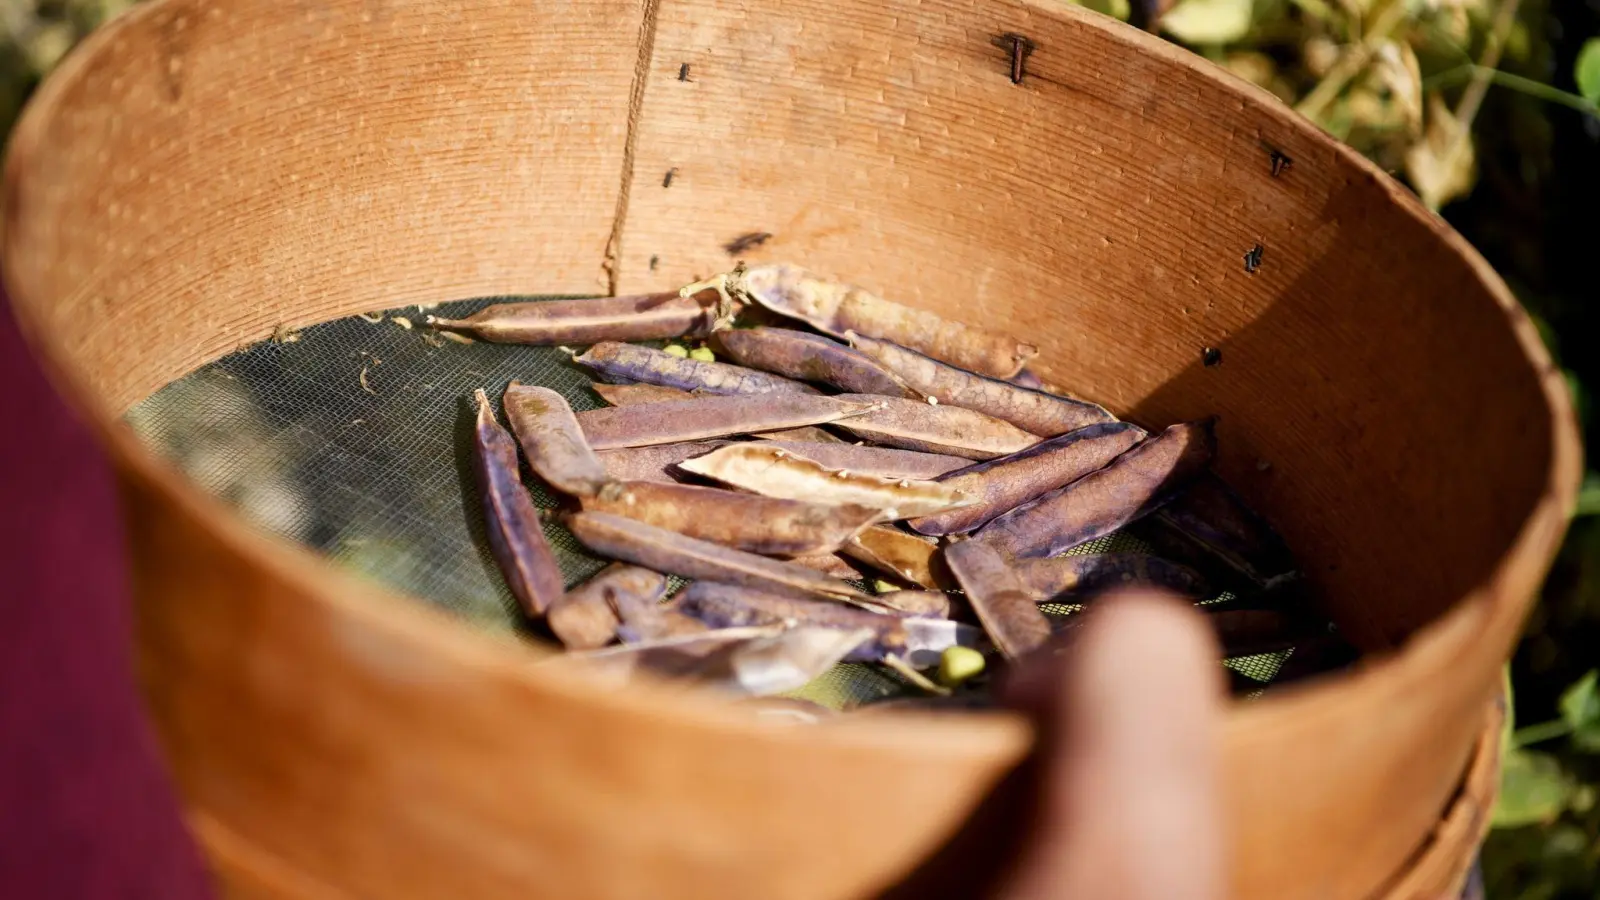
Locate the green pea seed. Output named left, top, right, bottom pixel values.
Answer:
left=938, top=645, right=986, bottom=687
left=689, top=346, right=716, bottom=363
left=663, top=344, right=689, bottom=358
left=872, top=579, right=900, bottom=594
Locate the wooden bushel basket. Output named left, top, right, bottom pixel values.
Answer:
left=0, top=0, right=1579, bottom=896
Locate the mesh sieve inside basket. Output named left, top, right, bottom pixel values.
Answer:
left=126, top=297, right=1294, bottom=708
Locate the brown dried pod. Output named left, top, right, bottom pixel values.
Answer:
left=565, top=512, right=872, bottom=606
left=788, top=553, right=867, bottom=580
left=1012, top=553, right=1211, bottom=603
left=502, top=383, right=610, bottom=497
left=1154, top=474, right=1300, bottom=588
left=840, top=525, right=952, bottom=593
left=560, top=625, right=874, bottom=696
left=1209, top=609, right=1316, bottom=658
left=943, top=539, right=1052, bottom=659
left=676, top=582, right=979, bottom=665
left=973, top=420, right=1216, bottom=559
left=427, top=291, right=715, bottom=344
left=750, top=426, right=846, bottom=443
left=591, top=382, right=696, bottom=406
left=757, top=441, right=969, bottom=480
left=596, top=441, right=733, bottom=483
left=674, top=443, right=973, bottom=518
left=610, top=593, right=710, bottom=643
left=908, top=421, right=1147, bottom=536
left=847, top=333, right=1114, bottom=437
left=575, top=394, right=882, bottom=450
left=734, top=264, right=1038, bottom=379
left=546, top=563, right=668, bottom=650
left=471, top=389, right=564, bottom=617
left=575, top=341, right=818, bottom=395
left=828, top=394, right=1041, bottom=460
left=581, top=480, right=883, bottom=557
left=712, top=327, right=922, bottom=398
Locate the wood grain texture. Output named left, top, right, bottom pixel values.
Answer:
left=3, top=0, right=644, bottom=412
left=0, top=0, right=1578, bottom=897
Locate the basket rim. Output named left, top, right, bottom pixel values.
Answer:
left=0, top=0, right=1579, bottom=895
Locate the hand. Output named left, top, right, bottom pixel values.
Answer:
left=882, top=591, right=1226, bottom=900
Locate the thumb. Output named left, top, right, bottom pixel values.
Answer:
left=999, top=591, right=1228, bottom=900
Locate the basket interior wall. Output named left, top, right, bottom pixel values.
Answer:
left=3, top=0, right=1553, bottom=649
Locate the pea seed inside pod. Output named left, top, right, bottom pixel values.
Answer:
left=674, top=442, right=975, bottom=518
left=847, top=332, right=1114, bottom=437
left=575, top=341, right=818, bottom=395
left=712, top=327, right=923, bottom=398
left=733, top=264, right=1038, bottom=379
left=973, top=419, right=1217, bottom=559
left=580, top=480, right=884, bottom=557
left=426, top=290, right=717, bottom=345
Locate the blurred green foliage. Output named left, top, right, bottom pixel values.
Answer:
left=4, top=0, right=1599, bottom=895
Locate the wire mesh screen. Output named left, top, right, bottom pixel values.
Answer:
left=126, top=297, right=1293, bottom=708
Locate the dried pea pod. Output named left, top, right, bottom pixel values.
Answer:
left=733, top=264, right=1038, bottom=379
left=565, top=512, right=874, bottom=607
left=750, top=426, right=845, bottom=443
left=581, top=480, right=883, bottom=557
left=596, top=440, right=732, bottom=483
left=846, top=333, right=1115, bottom=437
left=576, top=394, right=881, bottom=450
left=1154, top=474, right=1300, bottom=588
left=471, top=389, right=564, bottom=617
left=560, top=625, right=872, bottom=696
left=1209, top=609, right=1316, bottom=658
left=867, top=589, right=953, bottom=619
left=712, top=327, right=922, bottom=398
left=502, top=383, right=610, bottom=497
left=973, top=420, right=1216, bottom=559
left=427, top=291, right=715, bottom=344
left=909, top=421, right=1147, bottom=536
left=758, top=441, right=968, bottom=480
left=678, top=583, right=979, bottom=666
left=789, top=553, right=868, bottom=580
left=1012, top=553, right=1211, bottom=603
left=591, top=382, right=696, bottom=406
left=675, top=443, right=974, bottom=518
left=586, top=384, right=844, bottom=444
left=546, top=563, right=667, bottom=650
left=829, top=394, right=1040, bottom=460
left=611, top=591, right=710, bottom=643
left=576, top=341, right=817, bottom=395
left=840, top=525, right=952, bottom=593
left=944, top=538, right=1052, bottom=659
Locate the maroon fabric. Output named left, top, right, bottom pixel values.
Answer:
left=0, top=286, right=212, bottom=899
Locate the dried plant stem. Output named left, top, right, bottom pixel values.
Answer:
left=1437, top=0, right=1524, bottom=181
left=1296, top=0, right=1411, bottom=122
